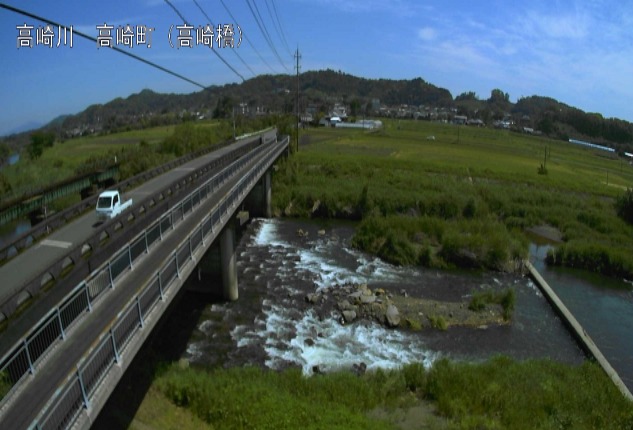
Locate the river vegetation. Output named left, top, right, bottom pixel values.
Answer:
left=272, top=120, right=633, bottom=278
left=137, top=358, right=633, bottom=430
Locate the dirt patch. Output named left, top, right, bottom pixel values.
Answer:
left=525, top=224, right=563, bottom=244
left=368, top=400, right=449, bottom=429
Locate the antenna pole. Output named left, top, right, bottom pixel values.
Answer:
left=294, top=47, right=301, bottom=152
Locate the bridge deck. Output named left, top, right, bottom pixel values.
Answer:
left=0, top=140, right=281, bottom=430
left=0, top=138, right=257, bottom=359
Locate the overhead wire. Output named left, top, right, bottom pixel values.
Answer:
left=218, top=0, right=277, bottom=74
left=245, top=0, right=289, bottom=73
left=163, top=0, right=245, bottom=81
left=266, top=0, right=291, bottom=57
left=0, top=2, right=208, bottom=89
left=191, top=0, right=256, bottom=77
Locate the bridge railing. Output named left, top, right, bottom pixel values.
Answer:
left=32, top=136, right=288, bottom=430
left=0, top=133, right=273, bottom=322
left=0, top=127, right=273, bottom=266
left=0, top=136, right=283, bottom=409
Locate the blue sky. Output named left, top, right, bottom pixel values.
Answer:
left=1, top=0, right=633, bottom=136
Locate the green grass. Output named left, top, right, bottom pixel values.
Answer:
left=149, top=358, right=633, bottom=430
left=274, top=121, right=633, bottom=277
left=469, top=288, right=516, bottom=320
left=1, top=125, right=176, bottom=198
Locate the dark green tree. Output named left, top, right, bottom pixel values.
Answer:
left=27, top=131, right=55, bottom=160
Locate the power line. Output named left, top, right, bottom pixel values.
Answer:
left=266, top=0, right=291, bottom=57
left=191, top=0, right=256, bottom=77
left=0, top=2, right=208, bottom=89
left=163, top=0, right=245, bottom=81
left=218, top=0, right=276, bottom=74
left=245, top=0, right=289, bottom=73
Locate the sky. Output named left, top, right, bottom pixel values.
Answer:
left=1, top=0, right=633, bottom=136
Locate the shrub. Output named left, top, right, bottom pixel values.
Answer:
left=428, top=315, right=448, bottom=330
left=615, top=188, right=633, bottom=225
left=469, top=288, right=515, bottom=320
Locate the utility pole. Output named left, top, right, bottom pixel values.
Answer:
left=294, top=47, right=301, bottom=152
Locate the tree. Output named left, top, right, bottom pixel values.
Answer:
left=455, top=91, right=478, bottom=101
left=213, top=96, right=234, bottom=119
left=0, top=142, right=9, bottom=164
left=0, top=172, right=11, bottom=196
left=488, top=89, right=510, bottom=104
left=27, top=131, right=55, bottom=160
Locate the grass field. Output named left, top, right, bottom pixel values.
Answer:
left=137, top=358, right=632, bottom=430
left=1, top=125, right=176, bottom=198
left=273, top=120, right=633, bottom=277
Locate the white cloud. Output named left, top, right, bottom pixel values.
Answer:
left=417, top=27, right=436, bottom=41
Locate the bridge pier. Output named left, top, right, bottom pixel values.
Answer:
left=244, top=168, right=272, bottom=218
left=193, top=223, right=238, bottom=301
left=220, top=224, right=238, bottom=301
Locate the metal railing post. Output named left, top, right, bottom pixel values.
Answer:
left=24, top=339, right=34, bottom=374
left=110, top=329, right=120, bottom=363
left=158, top=271, right=164, bottom=300
left=137, top=297, right=144, bottom=328
left=78, top=369, right=90, bottom=409
left=108, top=262, right=114, bottom=289
left=85, top=282, right=92, bottom=311
left=57, top=308, right=65, bottom=340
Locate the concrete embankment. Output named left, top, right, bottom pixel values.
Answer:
left=526, top=261, right=633, bottom=402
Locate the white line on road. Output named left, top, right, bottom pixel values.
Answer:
left=40, top=239, right=73, bottom=249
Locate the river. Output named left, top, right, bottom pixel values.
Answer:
left=184, top=218, right=585, bottom=374
left=94, top=218, right=633, bottom=427
left=530, top=243, right=633, bottom=390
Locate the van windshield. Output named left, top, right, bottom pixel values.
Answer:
left=97, top=196, right=112, bottom=209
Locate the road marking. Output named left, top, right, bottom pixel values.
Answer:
left=41, top=239, right=73, bottom=249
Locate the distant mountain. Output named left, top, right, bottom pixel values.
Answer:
left=3, top=120, right=44, bottom=137
left=3, top=70, right=633, bottom=154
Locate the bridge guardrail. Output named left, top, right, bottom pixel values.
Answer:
left=0, top=135, right=282, bottom=412
left=31, top=136, right=288, bottom=430
left=0, top=131, right=275, bottom=322
left=0, top=126, right=274, bottom=266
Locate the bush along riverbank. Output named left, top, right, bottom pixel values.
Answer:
left=149, top=358, right=633, bottom=430
left=272, top=124, right=633, bottom=279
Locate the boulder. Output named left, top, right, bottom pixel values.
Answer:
left=318, top=229, right=326, bottom=236
left=337, top=299, right=354, bottom=311
left=342, top=310, right=357, bottom=323
left=360, top=294, right=377, bottom=305
left=385, top=304, right=401, bottom=327
left=284, top=201, right=294, bottom=216
left=305, top=293, right=320, bottom=304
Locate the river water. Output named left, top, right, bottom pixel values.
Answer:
left=183, top=218, right=585, bottom=376
left=530, top=243, right=633, bottom=390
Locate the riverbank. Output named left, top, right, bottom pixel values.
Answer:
left=135, top=357, right=633, bottom=430
left=273, top=123, right=633, bottom=279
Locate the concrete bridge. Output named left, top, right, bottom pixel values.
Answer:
left=0, top=129, right=289, bottom=429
